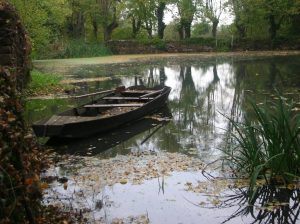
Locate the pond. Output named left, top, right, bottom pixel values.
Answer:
left=27, top=54, right=300, bottom=223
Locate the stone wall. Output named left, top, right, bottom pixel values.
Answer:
left=107, top=40, right=214, bottom=54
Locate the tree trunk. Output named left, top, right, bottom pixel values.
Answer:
left=212, top=19, right=219, bottom=38
left=234, top=15, right=246, bottom=39
left=104, top=21, right=118, bottom=41
left=269, top=14, right=278, bottom=41
left=132, top=17, right=141, bottom=38
left=156, top=2, right=166, bottom=39
left=184, top=22, right=191, bottom=39
left=92, top=18, right=98, bottom=41
left=103, top=6, right=118, bottom=42
left=177, top=22, right=184, bottom=40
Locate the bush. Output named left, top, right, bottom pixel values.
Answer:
left=138, top=38, right=167, bottom=50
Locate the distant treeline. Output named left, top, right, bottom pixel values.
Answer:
left=8, top=0, right=300, bottom=58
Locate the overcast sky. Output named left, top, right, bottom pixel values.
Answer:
left=164, top=4, right=234, bottom=25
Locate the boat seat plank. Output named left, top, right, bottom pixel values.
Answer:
left=84, top=103, right=144, bottom=108
left=122, top=90, right=153, bottom=94
left=103, top=97, right=154, bottom=100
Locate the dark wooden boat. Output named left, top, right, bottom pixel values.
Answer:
left=32, top=85, right=171, bottom=138
left=46, top=106, right=172, bottom=156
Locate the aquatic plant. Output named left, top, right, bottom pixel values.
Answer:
left=224, top=96, right=300, bottom=190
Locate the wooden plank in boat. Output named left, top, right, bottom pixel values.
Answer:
left=103, top=97, right=154, bottom=100
left=84, top=103, right=144, bottom=108
left=122, top=90, right=153, bottom=94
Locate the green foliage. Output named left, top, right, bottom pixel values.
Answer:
left=192, top=22, right=211, bottom=36
left=9, top=0, right=70, bottom=57
left=61, top=40, right=112, bottom=58
left=25, top=69, right=73, bottom=96
left=112, top=26, right=133, bottom=40
left=224, top=96, right=300, bottom=191
left=39, top=40, right=112, bottom=59
left=138, top=38, right=167, bottom=50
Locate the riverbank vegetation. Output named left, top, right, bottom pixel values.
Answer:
left=25, top=70, right=73, bottom=96
left=7, top=0, right=300, bottom=59
left=224, top=96, right=300, bottom=193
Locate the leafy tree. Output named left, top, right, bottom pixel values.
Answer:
left=156, top=0, right=167, bottom=39
left=97, top=0, right=121, bottom=41
left=192, top=20, right=211, bottom=36
left=177, top=0, right=197, bottom=39
left=201, top=0, right=229, bottom=38
left=9, top=0, right=70, bottom=56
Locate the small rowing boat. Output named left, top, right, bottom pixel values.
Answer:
left=32, top=85, right=171, bottom=138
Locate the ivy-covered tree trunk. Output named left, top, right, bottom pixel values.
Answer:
left=177, top=23, right=184, bottom=40
left=183, top=22, right=191, bottom=38
left=0, top=1, right=45, bottom=223
left=156, top=2, right=166, bottom=39
left=212, top=19, right=219, bottom=38
left=102, top=5, right=118, bottom=42
left=92, top=17, right=98, bottom=41
left=67, top=9, right=85, bottom=39
left=104, top=21, right=118, bottom=41
left=269, top=14, right=281, bottom=41
left=131, top=17, right=141, bottom=38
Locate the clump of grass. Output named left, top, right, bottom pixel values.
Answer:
left=25, top=70, right=72, bottom=96
left=225, top=96, right=300, bottom=191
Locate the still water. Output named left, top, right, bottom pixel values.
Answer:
left=27, top=55, right=300, bottom=223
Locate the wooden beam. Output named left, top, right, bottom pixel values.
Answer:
left=103, top=97, right=154, bottom=100
left=74, top=90, right=114, bottom=99
left=140, top=88, right=164, bottom=98
left=84, top=103, right=144, bottom=108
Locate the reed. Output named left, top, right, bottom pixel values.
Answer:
left=225, top=96, right=300, bottom=190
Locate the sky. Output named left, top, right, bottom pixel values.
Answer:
left=164, top=3, right=234, bottom=26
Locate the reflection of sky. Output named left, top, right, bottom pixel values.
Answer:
left=113, top=63, right=240, bottom=161
left=165, top=66, right=182, bottom=100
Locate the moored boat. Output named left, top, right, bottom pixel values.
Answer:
left=32, top=85, right=171, bottom=138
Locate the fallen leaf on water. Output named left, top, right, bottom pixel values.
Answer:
left=120, top=179, right=128, bottom=185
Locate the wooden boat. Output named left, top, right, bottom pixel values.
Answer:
left=47, top=106, right=172, bottom=156
left=32, top=85, right=171, bottom=138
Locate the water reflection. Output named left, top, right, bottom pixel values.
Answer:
left=47, top=106, right=172, bottom=157
left=222, top=185, right=300, bottom=224
left=33, top=55, right=300, bottom=223
left=27, top=56, right=300, bottom=162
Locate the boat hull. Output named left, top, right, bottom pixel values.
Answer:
left=32, top=86, right=171, bottom=138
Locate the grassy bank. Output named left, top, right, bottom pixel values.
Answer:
left=25, top=70, right=73, bottom=96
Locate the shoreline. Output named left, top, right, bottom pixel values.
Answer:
left=34, top=50, right=300, bottom=67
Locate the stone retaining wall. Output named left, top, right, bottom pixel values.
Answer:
left=107, top=40, right=214, bottom=54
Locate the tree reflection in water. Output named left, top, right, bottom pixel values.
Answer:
left=221, top=185, right=300, bottom=224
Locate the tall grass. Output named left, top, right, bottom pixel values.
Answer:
left=62, top=40, right=112, bottom=58
left=25, top=70, right=68, bottom=96
left=38, top=40, right=112, bottom=59
left=225, top=96, right=300, bottom=190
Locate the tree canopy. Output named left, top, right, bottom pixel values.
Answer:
left=7, top=0, right=300, bottom=57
